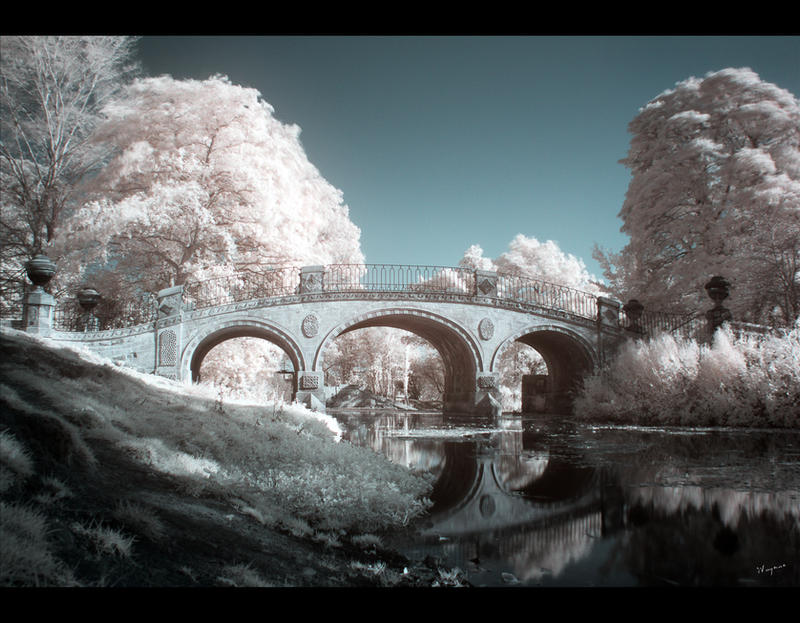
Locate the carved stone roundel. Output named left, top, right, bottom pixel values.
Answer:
left=478, top=317, right=494, bottom=340
left=301, top=313, right=319, bottom=338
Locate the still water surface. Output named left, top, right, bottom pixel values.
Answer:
left=333, top=410, right=800, bottom=587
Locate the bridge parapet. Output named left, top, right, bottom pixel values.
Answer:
left=179, top=264, right=606, bottom=326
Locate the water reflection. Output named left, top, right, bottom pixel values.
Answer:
left=334, top=411, right=800, bottom=587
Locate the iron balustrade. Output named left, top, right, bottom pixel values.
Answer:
left=494, top=273, right=599, bottom=320
left=628, top=309, right=706, bottom=339
left=623, top=310, right=780, bottom=340
left=323, top=264, right=477, bottom=295
left=53, top=298, right=156, bottom=332
left=183, top=267, right=301, bottom=309
left=180, top=263, right=603, bottom=322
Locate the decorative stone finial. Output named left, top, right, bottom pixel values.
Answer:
left=77, top=287, right=101, bottom=311
left=705, top=276, right=730, bottom=305
left=623, top=299, right=644, bottom=334
left=25, top=254, right=56, bottom=291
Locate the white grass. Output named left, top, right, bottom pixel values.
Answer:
left=119, top=437, right=221, bottom=478
left=33, top=476, right=73, bottom=505
left=351, top=533, right=383, bottom=549
left=216, top=563, right=273, bottom=587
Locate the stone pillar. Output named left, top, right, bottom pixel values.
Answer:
left=25, top=288, right=55, bottom=336
left=596, top=297, right=621, bottom=328
left=299, top=265, right=325, bottom=294
left=155, top=285, right=184, bottom=381
left=623, top=299, right=645, bottom=337
left=474, top=372, right=503, bottom=417
left=474, top=270, right=498, bottom=297
left=596, top=297, right=623, bottom=367
left=77, top=286, right=101, bottom=332
left=24, top=254, right=57, bottom=336
left=295, top=370, right=326, bottom=412
left=156, top=285, right=184, bottom=319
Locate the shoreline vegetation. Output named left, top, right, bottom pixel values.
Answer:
left=573, top=324, right=800, bottom=429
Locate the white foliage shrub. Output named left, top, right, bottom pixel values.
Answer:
left=574, top=324, right=800, bottom=428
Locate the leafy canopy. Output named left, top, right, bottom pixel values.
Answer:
left=595, top=68, right=800, bottom=325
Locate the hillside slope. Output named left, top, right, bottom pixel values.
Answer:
left=0, top=329, right=438, bottom=587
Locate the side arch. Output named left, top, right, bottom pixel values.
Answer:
left=180, top=316, right=306, bottom=383
left=491, top=324, right=598, bottom=412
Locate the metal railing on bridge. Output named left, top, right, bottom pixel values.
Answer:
left=323, top=263, right=475, bottom=294
left=495, top=272, right=598, bottom=321
left=53, top=297, right=156, bottom=332
left=182, top=267, right=301, bottom=310
left=625, top=309, right=782, bottom=341
left=180, top=263, right=603, bottom=323
left=631, top=309, right=707, bottom=339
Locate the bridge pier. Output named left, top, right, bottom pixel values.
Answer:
left=295, top=370, right=326, bottom=411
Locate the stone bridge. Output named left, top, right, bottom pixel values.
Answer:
left=22, top=263, right=650, bottom=415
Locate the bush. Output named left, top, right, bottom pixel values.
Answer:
left=574, top=324, right=800, bottom=428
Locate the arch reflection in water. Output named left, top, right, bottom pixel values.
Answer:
left=338, top=412, right=610, bottom=585
left=336, top=413, right=800, bottom=587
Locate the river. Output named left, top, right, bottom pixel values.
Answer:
left=331, top=410, right=800, bottom=587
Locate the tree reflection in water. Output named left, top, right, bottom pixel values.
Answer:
left=334, top=411, right=800, bottom=586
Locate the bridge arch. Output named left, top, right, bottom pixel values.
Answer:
left=491, top=325, right=598, bottom=412
left=180, top=317, right=306, bottom=384
left=314, top=307, right=485, bottom=412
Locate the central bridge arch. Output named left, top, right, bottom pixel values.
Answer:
left=315, top=307, right=485, bottom=413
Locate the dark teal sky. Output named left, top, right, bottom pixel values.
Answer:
left=136, top=36, right=799, bottom=281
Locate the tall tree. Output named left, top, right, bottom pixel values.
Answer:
left=65, top=74, right=364, bottom=302
left=0, top=35, right=138, bottom=311
left=595, top=68, right=800, bottom=325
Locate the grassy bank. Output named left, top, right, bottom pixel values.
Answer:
left=0, top=328, right=439, bottom=587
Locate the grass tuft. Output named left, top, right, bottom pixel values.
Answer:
left=113, top=500, right=167, bottom=542
left=0, top=501, right=75, bottom=586
left=216, top=563, right=273, bottom=587
left=0, top=429, right=35, bottom=480
left=71, top=520, right=136, bottom=558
